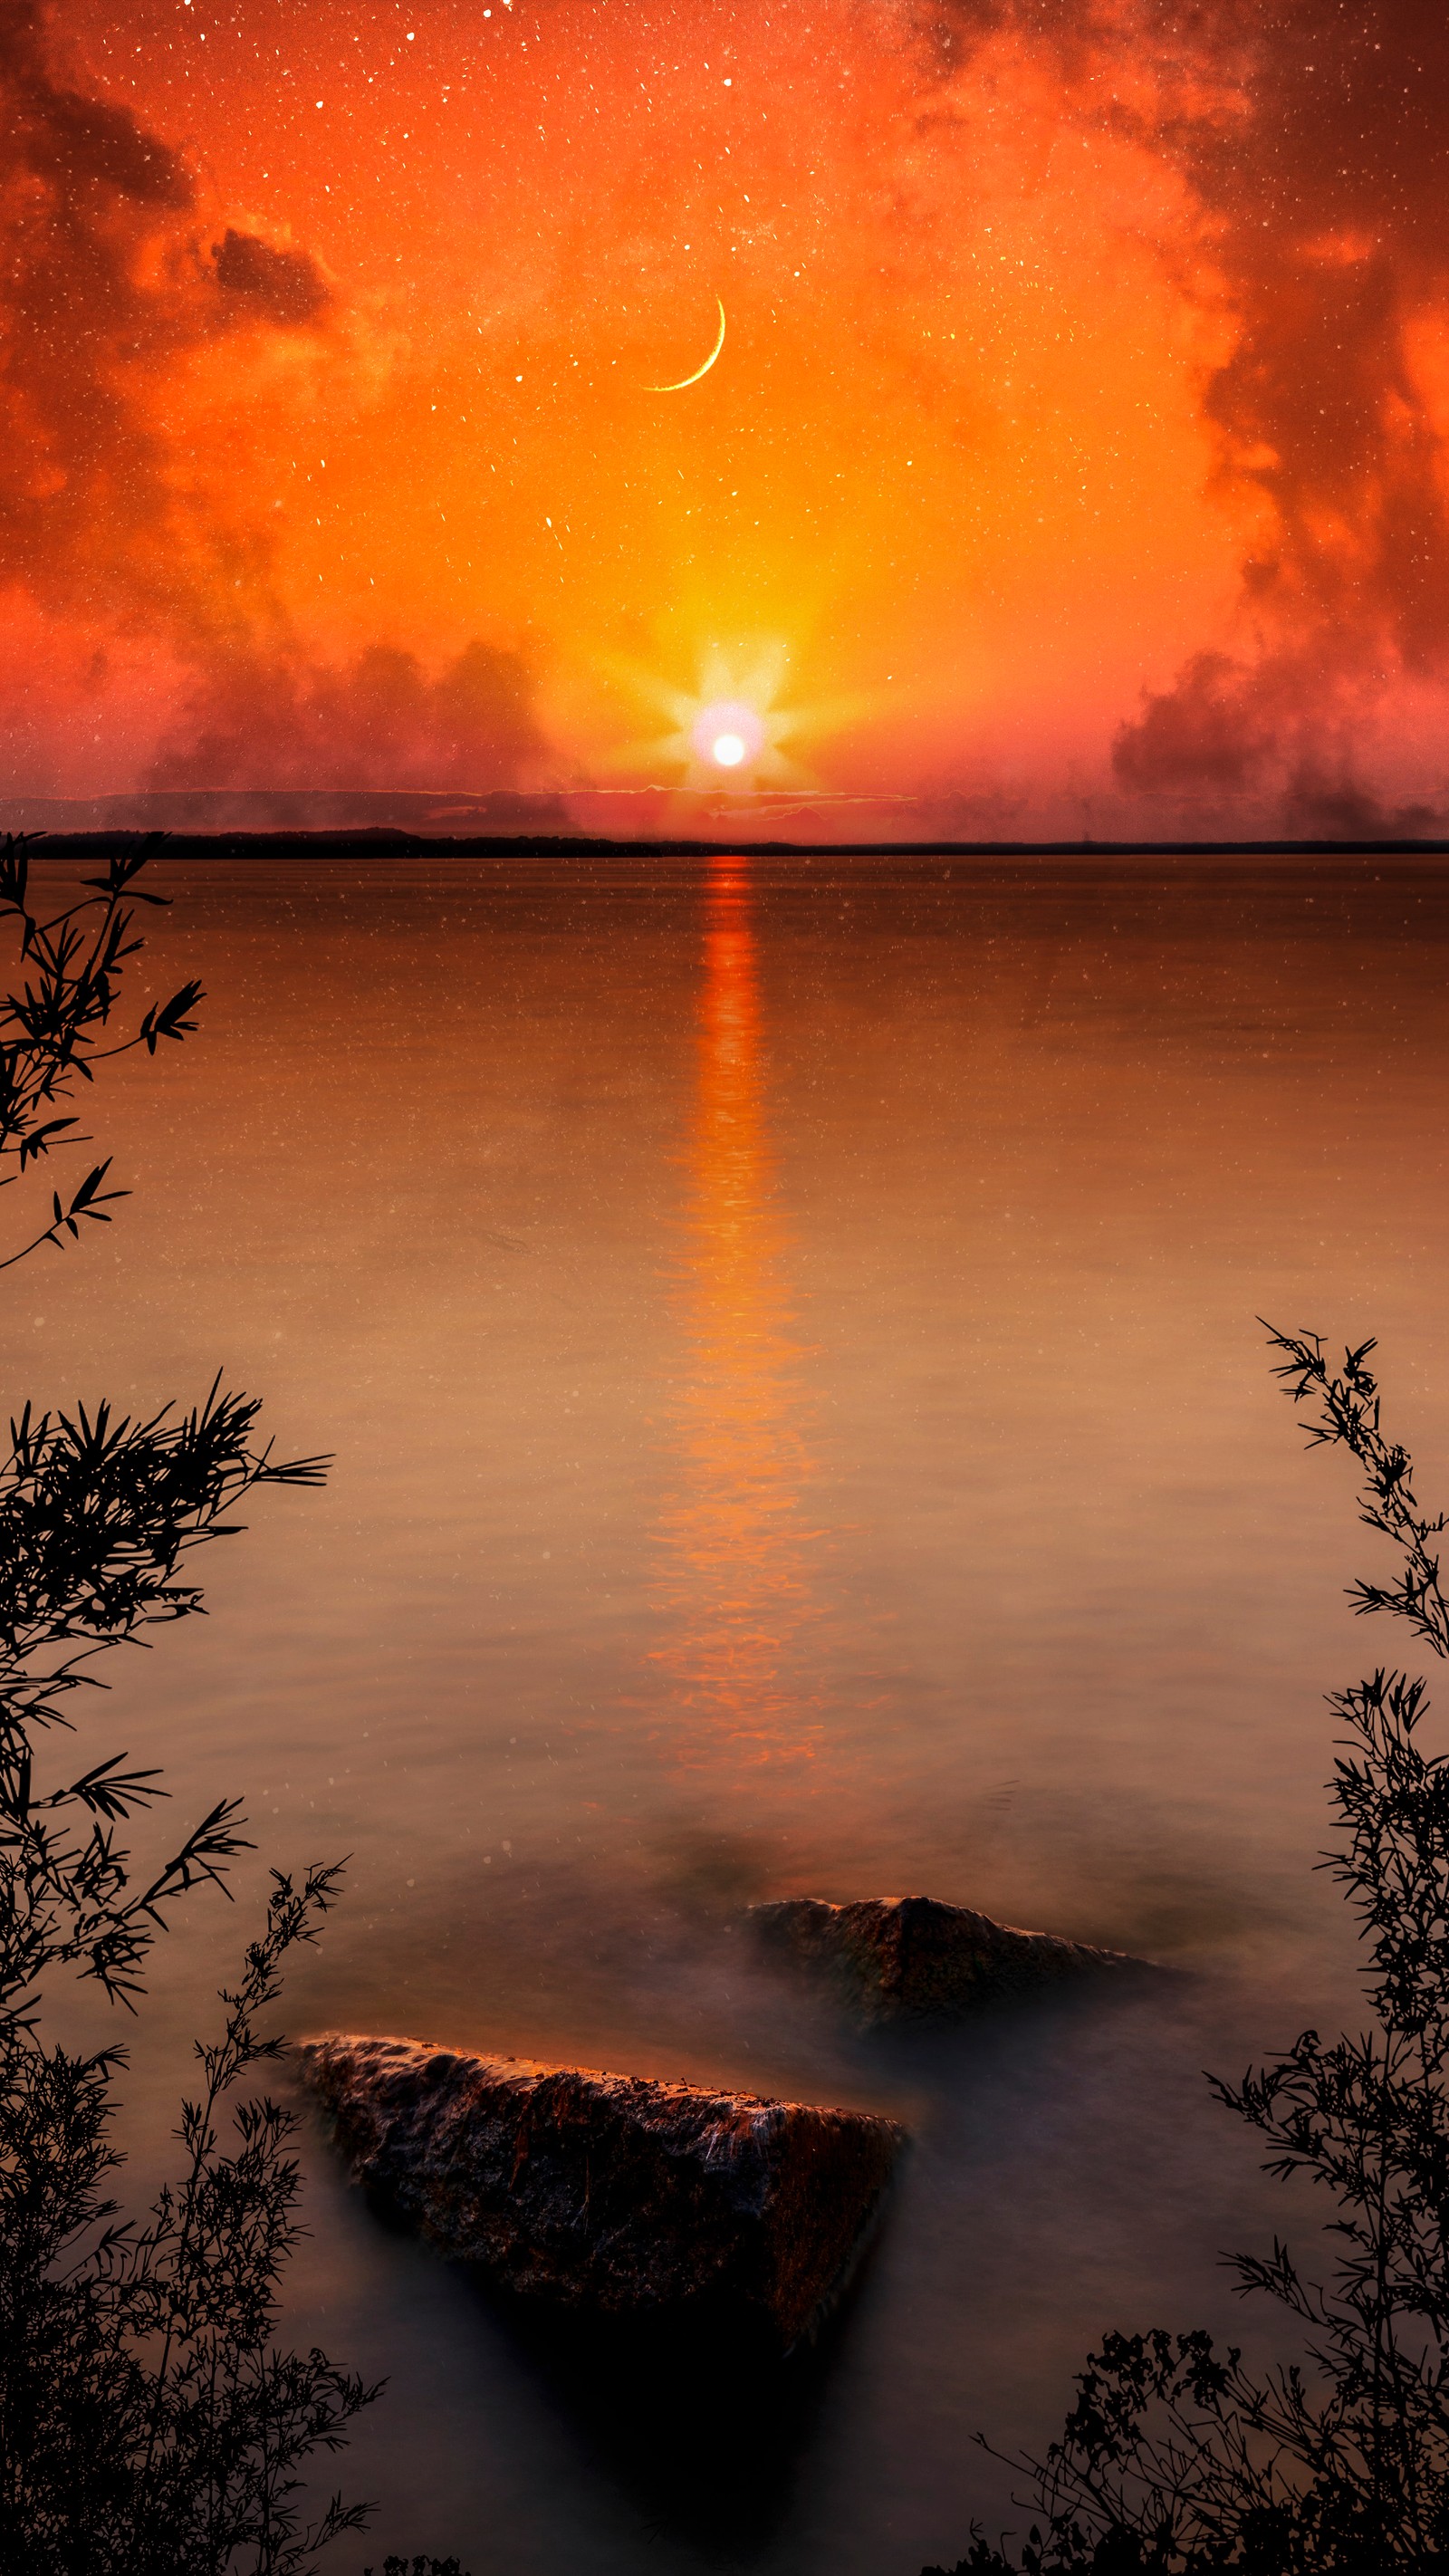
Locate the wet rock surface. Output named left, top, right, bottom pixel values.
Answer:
left=298, top=2033, right=906, bottom=2356
left=748, top=1893, right=1146, bottom=2023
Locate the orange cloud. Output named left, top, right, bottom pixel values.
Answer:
left=153, top=639, right=551, bottom=794
left=0, top=0, right=331, bottom=623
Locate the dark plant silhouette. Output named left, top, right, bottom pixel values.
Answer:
left=929, top=1328, right=1449, bottom=2574
left=5, top=1862, right=379, bottom=2573
left=1, top=1380, right=327, bottom=2038
left=0, top=841, right=460, bottom=2571
left=0, top=831, right=201, bottom=1271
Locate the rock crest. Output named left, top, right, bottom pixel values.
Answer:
left=748, top=1892, right=1143, bottom=2023
left=298, top=2033, right=905, bottom=2355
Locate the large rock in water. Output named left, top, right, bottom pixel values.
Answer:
left=298, top=2034, right=906, bottom=2355
left=748, top=1893, right=1143, bottom=2023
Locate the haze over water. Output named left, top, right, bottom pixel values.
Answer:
left=18, top=851, right=1449, bottom=2571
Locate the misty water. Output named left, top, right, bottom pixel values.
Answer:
left=19, top=849, right=1449, bottom=2571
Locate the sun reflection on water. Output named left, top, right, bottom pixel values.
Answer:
left=649, top=857, right=825, bottom=1773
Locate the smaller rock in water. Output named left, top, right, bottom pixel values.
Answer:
left=298, top=2034, right=906, bottom=2357
left=748, top=1894, right=1145, bottom=2023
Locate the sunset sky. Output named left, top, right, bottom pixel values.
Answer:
left=5, top=0, right=1449, bottom=836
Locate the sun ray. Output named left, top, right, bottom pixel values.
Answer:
left=594, top=640, right=842, bottom=797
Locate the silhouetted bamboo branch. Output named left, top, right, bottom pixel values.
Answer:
left=934, top=1331, right=1449, bottom=2574
left=0, top=844, right=464, bottom=2572
left=0, top=833, right=202, bottom=1269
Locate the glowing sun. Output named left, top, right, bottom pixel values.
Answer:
left=692, top=699, right=764, bottom=770
left=608, top=647, right=811, bottom=793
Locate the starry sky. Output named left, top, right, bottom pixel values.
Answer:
left=5, top=0, right=1449, bottom=836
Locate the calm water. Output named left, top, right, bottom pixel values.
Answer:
left=19, top=851, right=1449, bottom=2571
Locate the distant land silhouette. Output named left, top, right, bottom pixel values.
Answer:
left=6, top=787, right=1449, bottom=859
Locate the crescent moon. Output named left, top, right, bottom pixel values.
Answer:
left=646, top=298, right=726, bottom=393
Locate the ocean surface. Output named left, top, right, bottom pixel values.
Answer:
left=17, top=849, right=1449, bottom=2571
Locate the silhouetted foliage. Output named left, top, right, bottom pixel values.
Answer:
left=0, top=845, right=431, bottom=2570
left=1, top=1379, right=326, bottom=2036
left=936, top=1328, right=1449, bottom=2573
left=0, top=831, right=201, bottom=1271
left=5, top=1863, right=378, bottom=2572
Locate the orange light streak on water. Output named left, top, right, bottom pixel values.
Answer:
left=650, top=860, right=825, bottom=1775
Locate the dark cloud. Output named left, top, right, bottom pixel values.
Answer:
left=212, top=227, right=330, bottom=327
left=1278, top=764, right=1443, bottom=841
left=1174, top=0, right=1449, bottom=660
left=927, top=0, right=1449, bottom=816
left=0, top=2, right=329, bottom=621
left=1112, top=653, right=1274, bottom=794
left=151, top=640, right=552, bottom=794
left=926, top=0, right=1449, bottom=655
left=10, top=45, right=190, bottom=208
left=0, top=9, right=552, bottom=804
left=1113, top=644, right=1446, bottom=833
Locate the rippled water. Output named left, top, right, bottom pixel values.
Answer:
left=18, top=851, right=1449, bottom=2571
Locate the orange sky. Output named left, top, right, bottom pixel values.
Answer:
left=5, top=0, right=1449, bottom=834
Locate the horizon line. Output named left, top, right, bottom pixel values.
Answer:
left=15, top=829, right=1449, bottom=860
